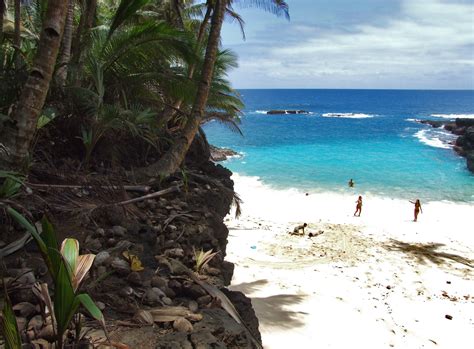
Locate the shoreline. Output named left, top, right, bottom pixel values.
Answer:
left=225, top=174, right=474, bottom=349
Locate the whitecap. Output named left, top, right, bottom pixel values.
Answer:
left=322, top=113, right=374, bottom=119
left=405, top=118, right=420, bottom=123
left=431, top=114, right=474, bottom=119
left=255, top=110, right=268, bottom=114
left=414, top=129, right=457, bottom=149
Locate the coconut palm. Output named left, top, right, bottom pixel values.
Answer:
left=0, top=0, right=69, bottom=171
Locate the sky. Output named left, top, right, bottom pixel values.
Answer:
left=220, top=0, right=474, bottom=89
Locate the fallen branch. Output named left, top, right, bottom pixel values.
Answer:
left=159, top=257, right=263, bottom=349
left=26, top=183, right=151, bottom=193
left=108, top=185, right=181, bottom=207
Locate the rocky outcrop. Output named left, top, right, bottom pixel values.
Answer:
left=210, top=145, right=239, bottom=162
left=267, top=110, right=309, bottom=115
left=2, top=141, right=262, bottom=348
left=420, top=118, right=474, bottom=173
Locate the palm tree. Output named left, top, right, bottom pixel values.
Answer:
left=142, top=0, right=228, bottom=177
left=13, top=0, right=21, bottom=69
left=0, top=0, right=5, bottom=43
left=56, top=0, right=76, bottom=86
left=0, top=0, right=69, bottom=171
left=143, top=0, right=288, bottom=177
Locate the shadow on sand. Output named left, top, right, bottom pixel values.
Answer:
left=384, top=239, right=474, bottom=269
left=231, top=279, right=307, bottom=329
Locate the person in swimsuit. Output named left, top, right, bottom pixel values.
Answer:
left=410, top=199, right=422, bottom=222
left=348, top=179, right=354, bottom=188
left=354, top=196, right=362, bottom=217
left=291, top=223, right=307, bottom=235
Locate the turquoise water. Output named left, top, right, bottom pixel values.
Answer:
left=203, top=89, right=474, bottom=202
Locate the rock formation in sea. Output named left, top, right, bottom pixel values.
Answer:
left=210, top=144, right=239, bottom=162
left=266, top=110, right=309, bottom=115
left=420, top=118, right=474, bottom=173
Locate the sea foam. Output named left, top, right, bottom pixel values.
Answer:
left=322, top=113, right=374, bottom=119
left=414, top=129, right=456, bottom=149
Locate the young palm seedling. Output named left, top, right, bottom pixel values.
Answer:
left=193, top=247, right=219, bottom=274
left=6, top=208, right=105, bottom=348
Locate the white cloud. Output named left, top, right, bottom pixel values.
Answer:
left=228, top=0, right=474, bottom=89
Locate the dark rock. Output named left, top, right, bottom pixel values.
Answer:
left=455, top=118, right=474, bottom=127
left=126, top=272, right=143, bottom=286
left=173, top=318, right=193, bottom=333
left=222, top=290, right=262, bottom=344
left=168, top=280, right=182, bottom=295
left=110, top=258, right=130, bottom=275
left=466, top=151, right=474, bottom=172
left=27, top=315, right=43, bottom=331
left=112, top=225, right=127, bottom=237
left=162, top=286, right=176, bottom=298
left=420, top=120, right=445, bottom=128
left=188, top=300, right=199, bottom=313
left=13, top=302, right=37, bottom=318
left=445, top=314, right=453, bottom=320
left=182, top=282, right=207, bottom=299
left=162, top=297, right=173, bottom=305
left=209, top=145, right=239, bottom=162
left=190, top=332, right=226, bottom=349
left=151, top=276, right=167, bottom=289
left=155, top=332, right=193, bottom=349
left=94, top=251, right=110, bottom=266
left=84, top=236, right=102, bottom=251
left=143, top=288, right=163, bottom=306
left=197, top=295, right=212, bottom=306
left=267, top=109, right=309, bottom=115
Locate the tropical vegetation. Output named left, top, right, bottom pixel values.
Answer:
left=0, top=0, right=288, bottom=346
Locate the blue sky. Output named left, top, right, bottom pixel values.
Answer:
left=221, top=0, right=474, bottom=89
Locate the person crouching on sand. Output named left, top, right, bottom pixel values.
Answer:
left=290, top=223, right=307, bottom=235
left=354, top=196, right=362, bottom=217
left=409, top=199, right=422, bottom=222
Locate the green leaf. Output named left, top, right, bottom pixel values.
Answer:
left=108, top=0, right=153, bottom=40
left=60, top=238, right=79, bottom=278
left=41, top=216, right=61, bottom=278
left=54, top=259, right=81, bottom=338
left=1, top=284, right=22, bottom=349
left=0, top=178, right=21, bottom=198
left=7, top=207, right=46, bottom=254
left=76, top=294, right=104, bottom=324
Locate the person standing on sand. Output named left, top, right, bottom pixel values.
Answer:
left=354, top=196, right=362, bottom=217
left=348, top=179, right=355, bottom=188
left=410, top=199, right=422, bottom=222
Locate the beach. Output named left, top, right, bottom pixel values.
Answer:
left=225, top=174, right=474, bottom=349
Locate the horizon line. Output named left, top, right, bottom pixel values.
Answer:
left=233, top=87, right=474, bottom=91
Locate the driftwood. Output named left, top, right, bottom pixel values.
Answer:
left=108, top=185, right=181, bottom=207
left=159, top=257, right=263, bottom=349
left=26, top=183, right=151, bottom=193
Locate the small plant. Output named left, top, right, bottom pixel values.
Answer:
left=0, top=171, right=23, bottom=199
left=193, top=248, right=219, bottom=274
left=0, top=283, right=22, bottom=349
left=6, top=208, right=105, bottom=348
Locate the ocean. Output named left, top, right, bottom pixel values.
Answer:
left=203, top=89, right=474, bottom=203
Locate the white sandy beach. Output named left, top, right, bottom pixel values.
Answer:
left=225, top=174, right=474, bottom=349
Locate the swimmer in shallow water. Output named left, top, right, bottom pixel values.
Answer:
left=348, top=179, right=354, bottom=188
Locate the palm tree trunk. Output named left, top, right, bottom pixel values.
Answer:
left=0, top=0, right=5, bottom=44
left=14, top=0, right=21, bottom=69
left=0, top=0, right=69, bottom=171
left=70, top=0, right=96, bottom=85
left=56, top=0, right=75, bottom=86
left=142, top=0, right=227, bottom=178
left=160, top=4, right=212, bottom=125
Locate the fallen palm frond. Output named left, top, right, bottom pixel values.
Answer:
left=160, top=257, right=263, bottom=349
left=27, top=183, right=151, bottom=193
